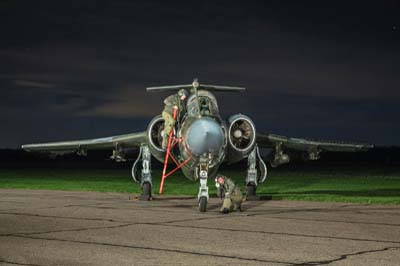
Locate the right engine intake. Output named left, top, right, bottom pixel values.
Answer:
left=227, top=114, right=256, bottom=162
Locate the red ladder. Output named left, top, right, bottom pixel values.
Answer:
left=159, top=106, right=191, bottom=194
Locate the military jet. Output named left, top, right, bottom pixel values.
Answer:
left=22, top=79, right=372, bottom=212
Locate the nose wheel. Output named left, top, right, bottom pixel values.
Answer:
left=140, top=182, right=152, bottom=201
left=197, top=161, right=209, bottom=212
left=198, top=196, right=208, bottom=212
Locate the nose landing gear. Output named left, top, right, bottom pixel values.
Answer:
left=197, top=159, right=210, bottom=212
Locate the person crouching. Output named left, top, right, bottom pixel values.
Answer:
left=215, top=175, right=243, bottom=214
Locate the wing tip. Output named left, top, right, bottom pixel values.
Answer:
left=21, top=144, right=31, bottom=151
left=360, top=144, right=374, bottom=151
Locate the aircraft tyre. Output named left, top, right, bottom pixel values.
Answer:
left=198, top=196, right=207, bottom=212
left=140, top=182, right=152, bottom=201
left=246, top=183, right=259, bottom=201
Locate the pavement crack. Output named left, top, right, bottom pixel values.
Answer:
left=0, top=223, right=134, bottom=237
left=0, top=210, right=228, bottom=226
left=258, top=215, right=400, bottom=227
left=3, top=209, right=399, bottom=229
left=149, top=223, right=400, bottom=244
left=0, top=211, right=120, bottom=223
left=294, top=246, right=400, bottom=265
left=245, top=208, right=325, bottom=217
left=3, top=211, right=399, bottom=245
left=246, top=207, right=400, bottom=217
left=159, top=214, right=233, bottom=224
left=6, top=234, right=293, bottom=265
left=0, top=259, right=44, bottom=266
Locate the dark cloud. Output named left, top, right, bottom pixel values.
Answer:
left=0, top=0, right=399, bottom=147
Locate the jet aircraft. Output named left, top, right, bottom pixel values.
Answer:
left=22, top=79, right=372, bottom=212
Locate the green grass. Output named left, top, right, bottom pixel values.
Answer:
left=1, top=166, right=400, bottom=205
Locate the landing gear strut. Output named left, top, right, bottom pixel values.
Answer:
left=197, top=159, right=209, bottom=212
left=245, top=145, right=267, bottom=200
left=131, top=145, right=153, bottom=201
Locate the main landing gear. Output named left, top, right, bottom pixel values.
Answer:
left=245, top=145, right=268, bottom=200
left=132, top=145, right=153, bottom=200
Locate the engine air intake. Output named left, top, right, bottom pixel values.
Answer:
left=228, top=115, right=256, bottom=152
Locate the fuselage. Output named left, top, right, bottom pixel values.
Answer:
left=172, top=90, right=228, bottom=180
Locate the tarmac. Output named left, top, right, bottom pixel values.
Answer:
left=0, top=189, right=399, bottom=266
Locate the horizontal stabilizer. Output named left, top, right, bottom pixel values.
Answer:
left=146, top=80, right=245, bottom=93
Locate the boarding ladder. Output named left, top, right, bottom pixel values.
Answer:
left=159, top=106, right=191, bottom=194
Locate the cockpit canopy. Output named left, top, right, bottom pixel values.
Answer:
left=186, top=90, right=219, bottom=117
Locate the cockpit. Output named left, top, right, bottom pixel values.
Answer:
left=186, top=90, right=219, bottom=117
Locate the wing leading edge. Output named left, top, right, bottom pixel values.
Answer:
left=256, top=133, right=373, bottom=167
left=22, top=131, right=147, bottom=153
left=257, top=133, right=373, bottom=152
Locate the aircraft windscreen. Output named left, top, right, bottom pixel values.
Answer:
left=186, top=90, right=219, bottom=117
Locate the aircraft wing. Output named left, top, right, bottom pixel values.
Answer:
left=22, top=132, right=147, bottom=153
left=257, top=133, right=373, bottom=152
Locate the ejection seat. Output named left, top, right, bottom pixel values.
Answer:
left=199, top=97, right=211, bottom=116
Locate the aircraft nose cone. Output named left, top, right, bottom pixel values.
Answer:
left=186, top=118, right=224, bottom=156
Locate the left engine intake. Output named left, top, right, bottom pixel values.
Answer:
left=147, top=115, right=166, bottom=162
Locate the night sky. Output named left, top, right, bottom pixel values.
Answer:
left=1, top=1, right=399, bottom=148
